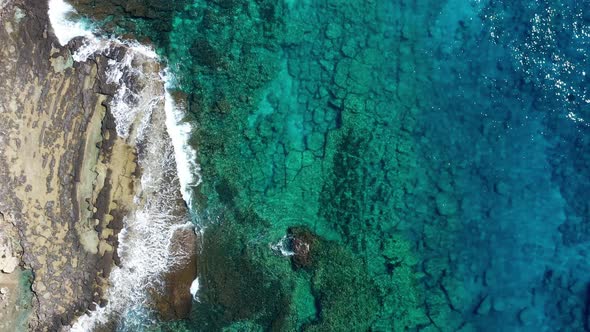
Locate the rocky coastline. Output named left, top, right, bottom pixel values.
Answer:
left=0, top=1, right=196, bottom=330
left=0, top=0, right=128, bottom=329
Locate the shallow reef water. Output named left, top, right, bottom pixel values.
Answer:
left=70, top=0, right=590, bottom=330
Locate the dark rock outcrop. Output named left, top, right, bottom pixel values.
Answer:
left=150, top=227, right=198, bottom=320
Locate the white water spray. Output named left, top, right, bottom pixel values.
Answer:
left=270, top=235, right=295, bottom=256
left=163, top=71, right=202, bottom=207
left=190, top=277, right=200, bottom=302
left=48, top=0, right=92, bottom=46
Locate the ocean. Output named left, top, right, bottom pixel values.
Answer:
left=51, top=0, right=590, bottom=330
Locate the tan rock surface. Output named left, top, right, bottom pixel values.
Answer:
left=0, top=0, right=138, bottom=330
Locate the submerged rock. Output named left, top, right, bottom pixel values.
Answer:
left=287, top=227, right=319, bottom=270
left=435, top=192, right=459, bottom=216
left=475, top=296, right=491, bottom=315
left=151, top=227, right=198, bottom=320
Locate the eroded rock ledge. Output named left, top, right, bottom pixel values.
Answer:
left=0, top=0, right=137, bottom=330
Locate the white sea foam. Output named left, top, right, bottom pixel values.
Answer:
left=163, top=71, right=202, bottom=208
left=72, top=37, right=158, bottom=63
left=48, top=0, right=92, bottom=46
left=190, top=277, right=200, bottom=302
left=69, top=43, right=196, bottom=328
left=270, top=236, right=295, bottom=256
left=72, top=37, right=162, bottom=139
left=72, top=135, right=194, bottom=329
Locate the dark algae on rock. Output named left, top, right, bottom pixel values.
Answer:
left=53, top=0, right=590, bottom=330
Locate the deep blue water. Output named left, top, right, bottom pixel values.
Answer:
left=410, top=0, right=590, bottom=329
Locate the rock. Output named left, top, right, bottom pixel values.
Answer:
left=151, top=227, right=198, bottom=320
left=112, top=250, right=121, bottom=266
left=334, top=59, right=350, bottom=88
left=492, top=297, right=507, bottom=312
left=475, top=296, right=491, bottom=315
left=319, top=59, right=333, bottom=72
left=285, top=151, right=302, bottom=170
left=312, top=108, right=324, bottom=124
left=495, top=181, right=509, bottom=195
left=302, top=150, right=315, bottom=167
left=344, top=93, right=365, bottom=113
left=341, top=39, right=357, bottom=58
left=287, top=227, right=319, bottom=270
left=0, top=287, right=8, bottom=295
left=106, top=217, right=124, bottom=230
left=325, top=23, right=342, bottom=39
left=306, top=132, right=324, bottom=151
left=60, top=313, right=71, bottom=326
left=435, top=192, right=459, bottom=216
left=347, top=59, right=372, bottom=94
left=436, top=171, right=454, bottom=192
left=100, top=252, right=114, bottom=278
left=0, top=256, right=19, bottom=273
left=518, top=307, right=539, bottom=326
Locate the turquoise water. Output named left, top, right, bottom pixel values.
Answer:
left=70, top=0, right=590, bottom=330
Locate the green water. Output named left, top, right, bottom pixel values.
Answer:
left=71, top=0, right=590, bottom=331
left=14, top=270, right=34, bottom=331
left=164, top=2, right=436, bottom=330
left=74, top=1, right=437, bottom=329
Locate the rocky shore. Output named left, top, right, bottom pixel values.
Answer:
left=0, top=1, right=201, bottom=329
left=0, top=0, right=140, bottom=329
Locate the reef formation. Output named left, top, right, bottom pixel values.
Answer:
left=2, top=0, right=590, bottom=331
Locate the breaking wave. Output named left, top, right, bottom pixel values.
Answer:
left=48, top=0, right=200, bottom=329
